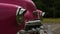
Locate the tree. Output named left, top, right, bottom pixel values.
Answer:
left=33, top=0, right=60, bottom=18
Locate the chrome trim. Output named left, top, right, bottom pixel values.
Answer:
left=26, top=20, right=41, bottom=23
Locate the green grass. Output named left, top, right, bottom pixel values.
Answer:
left=42, top=18, right=60, bottom=23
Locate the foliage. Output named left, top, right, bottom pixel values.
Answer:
left=43, top=18, right=60, bottom=23
left=32, top=0, right=60, bottom=18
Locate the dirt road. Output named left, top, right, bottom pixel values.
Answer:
left=44, top=23, right=60, bottom=34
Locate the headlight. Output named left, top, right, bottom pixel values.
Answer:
left=41, top=12, right=45, bottom=16
left=16, top=6, right=26, bottom=25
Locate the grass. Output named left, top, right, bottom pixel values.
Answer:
left=42, top=18, right=60, bottom=24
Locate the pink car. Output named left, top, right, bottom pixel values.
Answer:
left=0, top=0, right=43, bottom=34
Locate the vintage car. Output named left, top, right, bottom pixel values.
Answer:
left=0, top=0, right=45, bottom=34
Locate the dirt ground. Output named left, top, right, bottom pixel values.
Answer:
left=43, top=23, right=60, bottom=34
